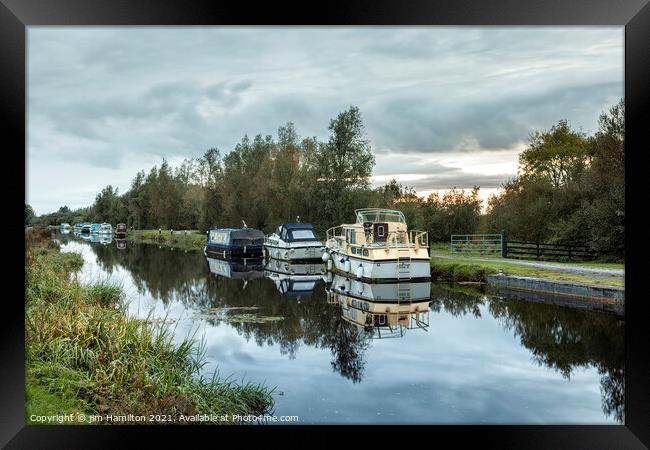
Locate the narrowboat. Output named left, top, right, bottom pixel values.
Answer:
left=204, top=227, right=265, bottom=258
left=264, top=258, right=324, bottom=297
left=264, top=222, right=325, bottom=261
left=326, top=274, right=431, bottom=338
left=115, top=223, right=127, bottom=237
left=98, top=223, right=113, bottom=234
left=206, top=255, right=265, bottom=282
left=323, top=208, right=430, bottom=282
left=89, top=223, right=101, bottom=234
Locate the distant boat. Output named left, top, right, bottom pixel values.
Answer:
left=73, top=223, right=83, bottom=232
left=204, top=227, right=265, bottom=258
left=98, top=223, right=113, bottom=234
left=89, top=223, right=101, bottom=234
left=323, top=208, right=430, bottom=282
left=264, top=222, right=325, bottom=261
left=80, top=223, right=91, bottom=234
left=60, top=223, right=71, bottom=231
left=115, top=223, right=127, bottom=237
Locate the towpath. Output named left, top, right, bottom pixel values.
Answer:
left=431, top=254, right=624, bottom=281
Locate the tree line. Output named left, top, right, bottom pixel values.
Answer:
left=27, top=101, right=624, bottom=260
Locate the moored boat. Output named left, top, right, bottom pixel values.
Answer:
left=80, top=223, right=91, bottom=234
left=115, top=223, right=127, bottom=237
left=323, top=208, right=430, bottom=282
left=264, top=222, right=325, bottom=261
left=89, top=223, right=101, bottom=234
left=60, top=223, right=71, bottom=231
left=204, top=227, right=265, bottom=258
left=98, top=223, right=113, bottom=234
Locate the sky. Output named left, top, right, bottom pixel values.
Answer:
left=27, top=26, right=623, bottom=215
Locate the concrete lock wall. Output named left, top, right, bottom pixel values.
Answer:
left=486, top=275, right=624, bottom=315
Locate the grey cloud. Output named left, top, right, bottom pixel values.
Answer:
left=387, top=173, right=516, bottom=191
left=27, top=27, right=622, bottom=213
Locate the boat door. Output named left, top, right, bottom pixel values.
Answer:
left=373, top=223, right=388, bottom=242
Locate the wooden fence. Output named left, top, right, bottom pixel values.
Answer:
left=451, top=231, right=599, bottom=261
left=504, top=239, right=598, bottom=261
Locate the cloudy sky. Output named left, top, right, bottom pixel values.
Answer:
left=27, top=27, right=623, bottom=215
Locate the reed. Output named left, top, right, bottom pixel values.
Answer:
left=25, top=230, right=274, bottom=424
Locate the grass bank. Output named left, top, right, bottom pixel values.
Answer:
left=430, top=242, right=624, bottom=269
left=126, top=229, right=206, bottom=251
left=25, top=228, right=273, bottom=424
left=430, top=256, right=623, bottom=287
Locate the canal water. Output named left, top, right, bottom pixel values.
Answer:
left=57, top=233, right=624, bottom=424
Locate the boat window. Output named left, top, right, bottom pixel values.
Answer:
left=290, top=229, right=316, bottom=240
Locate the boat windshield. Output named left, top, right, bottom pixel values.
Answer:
left=290, top=229, right=317, bottom=240
left=355, top=209, right=406, bottom=224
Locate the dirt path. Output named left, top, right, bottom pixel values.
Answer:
left=432, top=254, right=624, bottom=280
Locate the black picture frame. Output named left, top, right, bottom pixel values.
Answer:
left=3, top=0, right=649, bottom=447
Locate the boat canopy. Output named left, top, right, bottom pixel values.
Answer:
left=275, top=222, right=319, bottom=242
left=208, top=227, right=265, bottom=244
left=355, top=208, right=406, bottom=224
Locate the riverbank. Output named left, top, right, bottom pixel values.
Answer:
left=25, top=228, right=273, bottom=424
left=430, top=255, right=624, bottom=287
left=126, top=229, right=206, bottom=251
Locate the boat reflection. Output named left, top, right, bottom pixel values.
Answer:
left=115, top=238, right=127, bottom=250
left=205, top=255, right=264, bottom=283
left=264, top=258, right=325, bottom=298
left=85, top=233, right=113, bottom=245
left=326, top=275, right=431, bottom=338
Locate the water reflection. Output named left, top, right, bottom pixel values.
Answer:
left=264, top=258, right=324, bottom=298
left=60, top=233, right=624, bottom=423
left=116, top=238, right=127, bottom=250
left=206, top=255, right=265, bottom=282
left=327, top=275, right=430, bottom=339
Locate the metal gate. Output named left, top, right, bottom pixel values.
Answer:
left=450, top=233, right=503, bottom=256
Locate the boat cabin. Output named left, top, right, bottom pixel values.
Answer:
left=206, top=227, right=265, bottom=258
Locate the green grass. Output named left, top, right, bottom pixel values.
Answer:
left=429, top=241, right=624, bottom=270
left=126, top=229, right=207, bottom=251
left=25, top=230, right=274, bottom=424
left=430, top=256, right=624, bottom=287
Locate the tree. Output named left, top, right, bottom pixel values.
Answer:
left=519, top=120, right=589, bottom=188
left=25, top=204, right=35, bottom=226
left=308, top=106, right=376, bottom=226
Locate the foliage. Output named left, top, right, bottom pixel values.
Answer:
left=25, top=230, right=273, bottom=422
left=484, top=99, right=625, bottom=260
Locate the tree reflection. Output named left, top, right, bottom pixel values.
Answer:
left=432, top=283, right=625, bottom=423
left=82, top=238, right=624, bottom=421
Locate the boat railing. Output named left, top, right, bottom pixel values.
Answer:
left=409, top=230, right=429, bottom=248
left=326, top=226, right=429, bottom=249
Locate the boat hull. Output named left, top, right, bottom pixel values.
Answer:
left=205, top=243, right=263, bottom=258
left=329, top=250, right=430, bottom=282
left=264, top=242, right=324, bottom=261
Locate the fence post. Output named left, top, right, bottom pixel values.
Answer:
left=501, top=230, right=507, bottom=258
